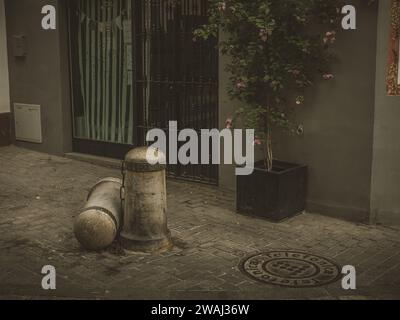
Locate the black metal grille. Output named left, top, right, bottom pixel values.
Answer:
left=134, top=0, right=219, bottom=184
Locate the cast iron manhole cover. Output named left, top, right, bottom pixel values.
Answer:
left=240, top=250, right=341, bottom=288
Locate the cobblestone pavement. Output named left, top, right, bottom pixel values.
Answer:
left=0, top=146, right=399, bottom=300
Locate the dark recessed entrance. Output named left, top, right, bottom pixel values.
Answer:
left=68, top=0, right=219, bottom=184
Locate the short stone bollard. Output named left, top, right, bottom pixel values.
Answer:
left=74, top=177, right=122, bottom=251
left=120, top=147, right=172, bottom=253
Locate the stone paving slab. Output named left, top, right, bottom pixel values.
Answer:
left=0, top=146, right=400, bottom=300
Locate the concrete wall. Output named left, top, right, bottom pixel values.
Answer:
left=370, top=0, right=400, bottom=226
left=218, top=32, right=239, bottom=192
left=219, top=0, right=379, bottom=223
left=5, top=0, right=71, bottom=155
left=0, top=0, right=10, bottom=114
left=275, top=0, right=378, bottom=222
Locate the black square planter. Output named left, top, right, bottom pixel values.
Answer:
left=237, top=160, right=308, bottom=222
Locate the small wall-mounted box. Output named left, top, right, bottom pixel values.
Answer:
left=12, top=35, right=27, bottom=57
left=14, top=103, right=42, bottom=144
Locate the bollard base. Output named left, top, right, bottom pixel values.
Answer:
left=120, top=232, right=173, bottom=254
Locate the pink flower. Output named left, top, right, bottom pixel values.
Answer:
left=259, top=29, right=270, bottom=42
left=236, top=80, right=247, bottom=90
left=324, top=31, right=337, bottom=45
left=218, top=2, right=226, bottom=12
left=323, top=73, right=334, bottom=80
left=225, top=117, right=233, bottom=129
left=253, top=138, right=263, bottom=146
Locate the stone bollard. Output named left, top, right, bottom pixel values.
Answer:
left=74, top=177, right=122, bottom=251
left=120, top=147, right=172, bottom=253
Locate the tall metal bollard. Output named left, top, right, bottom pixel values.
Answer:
left=120, top=147, right=172, bottom=253
left=74, top=177, right=122, bottom=251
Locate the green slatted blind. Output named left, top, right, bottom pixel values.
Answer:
left=73, top=0, right=134, bottom=145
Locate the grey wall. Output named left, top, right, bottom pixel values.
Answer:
left=219, top=0, right=379, bottom=223
left=218, top=31, right=238, bottom=191
left=370, top=0, right=400, bottom=226
left=5, top=0, right=71, bottom=155
left=275, top=0, right=378, bottom=222
left=0, top=0, right=10, bottom=114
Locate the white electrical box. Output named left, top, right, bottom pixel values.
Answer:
left=14, top=103, right=42, bottom=144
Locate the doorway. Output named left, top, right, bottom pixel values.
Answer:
left=68, top=0, right=218, bottom=183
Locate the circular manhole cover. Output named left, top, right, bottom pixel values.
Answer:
left=240, top=250, right=341, bottom=288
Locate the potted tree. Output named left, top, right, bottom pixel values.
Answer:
left=195, top=0, right=343, bottom=221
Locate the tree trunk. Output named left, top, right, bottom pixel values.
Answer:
left=264, top=126, right=273, bottom=172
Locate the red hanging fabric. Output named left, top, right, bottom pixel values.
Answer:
left=387, top=0, right=400, bottom=96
